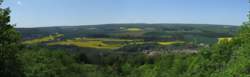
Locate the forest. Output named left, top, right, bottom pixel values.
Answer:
left=1, top=0, right=250, bottom=77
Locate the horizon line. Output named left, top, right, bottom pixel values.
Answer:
left=15, top=22, right=240, bottom=28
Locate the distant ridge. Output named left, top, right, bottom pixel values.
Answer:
left=17, top=23, right=237, bottom=29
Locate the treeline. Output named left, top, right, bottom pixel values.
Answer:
left=1, top=0, right=250, bottom=77
left=8, top=27, right=250, bottom=77
left=17, top=21, right=238, bottom=45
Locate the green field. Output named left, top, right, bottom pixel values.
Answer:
left=127, top=28, right=142, bottom=31
left=23, top=35, right=188, bottom=49
left=79, top=37, right=136, bottom=42
left=48, top=40, right=122, bottom=49
left=218, top=37, right=232, bottom=43
left=47, top=37, right=185, bottom=49
left=158, top=41, right=185, bottom=45
left=23, top=34, right=64, bottom=44
left=47, top=37, right=141, bottom=49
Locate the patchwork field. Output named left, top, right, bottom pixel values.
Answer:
left=127, top=28, right=142, bottom=31
left=158, top=41, right=185, bottom=45
left=47, top=40, right=122, bottom=49
left=23, top=34, right=187, bottom=49
left=19, top=24, right=238, bottom=52
left=23, top=34, right=64, bottom=44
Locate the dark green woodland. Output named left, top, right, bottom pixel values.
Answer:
left=1, top=0, right=250, bottom=77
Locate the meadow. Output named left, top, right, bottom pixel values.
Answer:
left=1, top=0, right=248, bottom=76
left=23, top=33, right=64, bottom=44
left=14, top=24, right=241, bottom=77
left=24, top=34, right=186, bottom=50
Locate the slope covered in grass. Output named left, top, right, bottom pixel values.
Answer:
left=23, top=34, right=63, bottom=44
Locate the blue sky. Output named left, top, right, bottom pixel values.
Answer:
left=3, top=0, right=249, bottom=27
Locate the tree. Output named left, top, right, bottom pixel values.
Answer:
left=0, top=0, right=23, bottom=77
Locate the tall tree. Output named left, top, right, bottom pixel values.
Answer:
left=0, top=0, right=23, bottom=77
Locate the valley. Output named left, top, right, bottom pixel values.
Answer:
left=19, top=24, right=238, bottom=54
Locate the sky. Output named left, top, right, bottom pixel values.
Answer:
left=2, top=0, right=250, bottom=28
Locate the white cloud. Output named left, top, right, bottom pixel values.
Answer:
left=17, top=1, right=22, bottom=6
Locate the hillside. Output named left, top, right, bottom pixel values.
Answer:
left=18, top=24, right=239, bottom=44
left=16, top=23, right=247, bottom=77
left=17, top=23, right=239, bottom=56
left=1, top=0, right=249, bottom=76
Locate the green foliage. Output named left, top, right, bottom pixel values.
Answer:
left=0, top=0, right=23, bottom=77
left=19, top=47, right=108, bottom=77
left=209, top=18, right=250, bottom=77
left=4, top=1, right=250, bottom=77
left=18, top=23, right=238, bottom=45
left=185, top=11, right=250, bottom=77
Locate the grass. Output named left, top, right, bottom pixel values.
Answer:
left=158, top=41, right=185, bottom=45
left=47, top=40, right=123, bottom=49
left=25, top=35, right=185, bottom=49
left=127, top=28, right=142, bottom=31
left=79, top=38, right=136, bottom=42
left=47, top=37, right=145, bottom=49
left=23, top=34, right=64, bottom=44
left=218, top=37, right=232, bottom=43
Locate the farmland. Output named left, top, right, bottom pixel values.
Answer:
left=16, top=24, right=241, bottom=77
left=19, top=24, right=238, bottom=53
left=23, top=33, right=64, bottom=44
left=127, top=28, right=142, bottom=31
left=158, top=41, right=185, bottom=45
left=1, top=0, right=249, bottom=76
